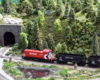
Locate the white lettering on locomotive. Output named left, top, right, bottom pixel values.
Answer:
left=29, top=53, right=37, bottom=55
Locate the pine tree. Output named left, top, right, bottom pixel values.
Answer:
left=64, top=26, right=73, bottom=45
left=74, top=0, right=82, bottom=12
left=4, top=0, right=12, bottom=14
left=25, top=4, right=33, bottom=15
left=43, top=0, right=49, bottom=9
left=91, top=10, right=96, bottom=22
left=86, top=4, right=93, bottom=18
left=21, top=36, right=27, bottom=53
left=63, top=3, right=70, bottom=19
left=43, top=40, right=49, bottom=49
left=23, top=0, right=33, bottom=15
left=96, top=3, right=100, bottom=24
left=32, top=20, right=42, bottom=50
left=92, top=32, right=99, bottom=56
left=82, top=0, right=90, bottom=13
left=47, top=0, right=56, bottom=10
left=56, top=4, right=62, bottom=16
left=37, top=10, right=45, bottom=28
left=17, top=0, right=24, bottom=13
left=69, top=8, right=75, bottom=23
left=61, top=42, right=68, bottom=53
left=29, top=0, right=38, bottom=8
left=94, top=0, right=98, bottom=5
left=46, top=34, right=55, bottom=51
left=27, top=21, right=34, bottom=49
left=57, top=0, right=63, bottom=5
left=83, top=0, right=88, bottom=8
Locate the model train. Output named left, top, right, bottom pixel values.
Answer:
left=22, top=49, right=100, bottom=67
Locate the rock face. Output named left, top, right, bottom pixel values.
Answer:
left=0, top=14, right=3, bottom=20
left=3, top=15, right=23, bottom=24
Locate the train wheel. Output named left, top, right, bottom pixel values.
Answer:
left=77, top=61, right=85, bottom=66
left=57, top=60, right=61, bottom=64
left=88, top=62, right=93, bottom=67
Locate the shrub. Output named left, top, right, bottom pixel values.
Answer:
left=54, top=19, right=62, bottom=33
left=0, top=7, right=4, bottom=14
left=6, top=51, right=14, bottom=56
left=48, top=77, right=55, bottom=80
left=50, top=65, right=57, bottom=69
left=12, top=44, right=18, bottom=51
left=60, top=69, right=68, bottom=76
left=37, top=10, right=45, bottom=28
left=20, top=32, right=28, bottom=47
left=12, top=68, right=22, bottom=75
left=47, top=0, right=56, bottom=10
left=55, top=42, right=62, bottom=53
left=4, top=62, right=14, bottom=68
left=3, top=59, right=8, bottom=62
left=41, top=65, right=48, bottom=68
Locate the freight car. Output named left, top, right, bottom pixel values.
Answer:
left=22, top=49, right=56, bottom=61
left=88, top=56, right=100, bottom=67
left=56, top=53, right=86, bottom=66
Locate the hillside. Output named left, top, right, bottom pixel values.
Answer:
left=0, top=0, right=100, bottom=56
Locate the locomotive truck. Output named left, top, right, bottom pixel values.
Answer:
left=22, top=49, right=56, bottom=61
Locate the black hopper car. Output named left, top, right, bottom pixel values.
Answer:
left=56, top=53, right=100, bottom=67
left=88, top=56, right=100, bottom=67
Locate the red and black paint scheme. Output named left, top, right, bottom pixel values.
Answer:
left=22, top=49, right=100, bottom=67
left=22, top=49, right=56, bottom=62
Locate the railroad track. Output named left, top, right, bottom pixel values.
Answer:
left=0, top=46, right=12, bottom=80
left=0, top=46, right=12, bottom=56
left=0, top=73, right=9, bottom=80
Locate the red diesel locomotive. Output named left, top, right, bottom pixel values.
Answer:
left=22, top=49, right=56, bottom=61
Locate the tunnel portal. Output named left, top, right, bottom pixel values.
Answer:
left=4, top=32, right=15, bottom=46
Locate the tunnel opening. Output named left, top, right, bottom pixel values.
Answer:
left=4, top=32, right=15, bottom=46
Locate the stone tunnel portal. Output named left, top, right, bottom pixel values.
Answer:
left=4, top=32, right=15, bottom=46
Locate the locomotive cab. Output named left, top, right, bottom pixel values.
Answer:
left=43, top=49, right=55, bottom=61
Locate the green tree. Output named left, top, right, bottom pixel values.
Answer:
left=74, top=0, right=82, bottom=12
left=82, top=0, right=90, bottom=13
left=29, top=0, right=38, bottom=8
left=17, top=0, right=24, bottom=13
left=63, top=3, right=69, bottom=19
left=20, top=32, right=28, bottom=48
left=92, top=32, right=99, bottom=56
left=69, top=8, right=75, bottom=23
left=43, top=0, right=49, bottom=9
left=94, top=0, right=98, bottom=5
left=32, top=20, right=42, bottom=50
left=4, top=0, right=12, bottom=14
left=57, top=0, right=63, bottom=5
left=91, top=10, right=96, bottom=22
left=54, top=19, right=62, bottom=33
left=96, top=3, right=100, bottom=24
left=61, top=42, right=68, bottom=53
left=55, top=4, right=62, bottom=16
left=23, top=0, right=33, bottom=15
left=46, top=34, right=55, bottom=51
left=27, top=21, right=34, bottom=49
left=21, top=36, right=27, bottom=53
left=43, top=40, right=49, bottom=49
left=37, top=10, right=45, bottom=28
left=86, top=4, right=93, bottom=18
left=64, top=26, right=73, bottom=45
left=55, top=42, right=62, bottom=53
left=47, top=0, right=56, bottom=10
